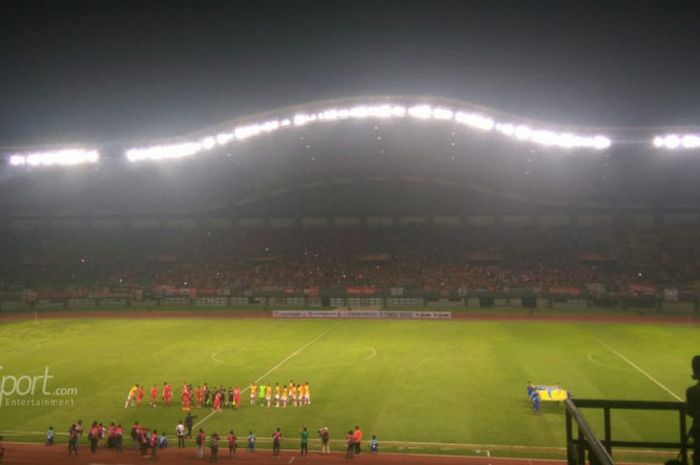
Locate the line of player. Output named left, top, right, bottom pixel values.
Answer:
left=125, top=380, right=311, bottom=411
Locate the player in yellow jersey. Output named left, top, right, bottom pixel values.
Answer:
left=249, top=383, right=257, bottom=406
left=290, top=383, right=297, bottom=407
left=274, top=383, right=281, bottom=408
left=281, top=386, right=288, bottom=408
left=265, top=385, right=272, bottom=408
left=299, top=384, right=306, bottom=407
left=303, top=381, right=310, bottom=406
left=124, top=384, right=139, bottom=408
left=297, top=384, right=305, bottom=407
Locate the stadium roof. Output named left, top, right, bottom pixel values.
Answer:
left=4, top=95, right=700, bottom=167
left=1, top=95, right=699, bottom=220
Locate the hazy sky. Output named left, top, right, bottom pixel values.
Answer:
left=1, top=0, right=699, bottom=148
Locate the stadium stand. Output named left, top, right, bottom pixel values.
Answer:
left=0, top=225, right=697, bottom=310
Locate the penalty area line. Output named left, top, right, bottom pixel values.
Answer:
left=194, top=322, right=342, bottom=429
left=594, top=337, right=682, bottom=401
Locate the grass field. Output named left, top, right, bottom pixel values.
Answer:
left=0, top=316, right=697, bottom=457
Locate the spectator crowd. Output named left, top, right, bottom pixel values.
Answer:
left=0, top=225, right=696, bottom=296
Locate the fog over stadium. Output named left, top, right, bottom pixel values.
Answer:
left=1, top=2, right=699, bottom=465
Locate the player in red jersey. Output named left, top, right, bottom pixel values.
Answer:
left=163, top=382, right=173, bottom=406
left=196, top=385, right=204, bottom=408
left=149, top=384, right=158, bottom=407
left=181, top=386, right=192, bottom=412
left=233, top=386, right=241, bottom=409
left=136, top=385, right=145, bottom=407
left=212, top=390, right=222, bottom=410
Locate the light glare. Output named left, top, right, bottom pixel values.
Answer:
left=10, top=149, right=99, bottom=167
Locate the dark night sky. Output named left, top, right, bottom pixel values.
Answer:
left=1, top=0, right=699, bottom=149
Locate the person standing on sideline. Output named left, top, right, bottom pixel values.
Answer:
left=88, top=421, right=99, bottom=453
left=227, top=430, right=237, bottom=456
left=46, top=426, right=55, bottom=445
left=176, top=420, right=186, bottom=448
left=272, top=428, right=282, bottom=457
left=319, top=427, right=330, bottom=455
left=185, top=412, right=197, bottom=439
left=115, top=424, right=123, bottom=453
left=686, top=355, right=700, bottom=465
left=247, top=431, right=256, bottom=453
left=139, top=428, right=149, bottom=458
left=209, top=432, right=220, bottom=463
left=68, top=425, right=79, bottom=456
left=149, top=430, right=158, bottom=460
left=196, top=429, right=206, bottom=459
left=353, top=425, right=363, bottom=455
left=299, top=426, right=309, bottom=456
left=370, top=435, right=378, bottom=454
left=345, top=430, right=355, bottom=459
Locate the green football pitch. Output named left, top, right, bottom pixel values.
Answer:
left=0, top=317, right=696, bottom=456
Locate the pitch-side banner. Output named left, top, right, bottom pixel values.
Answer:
left=272, top=310, right=452, bottom=320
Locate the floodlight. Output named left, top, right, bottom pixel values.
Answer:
left=9, top=149, right=99, bottom=167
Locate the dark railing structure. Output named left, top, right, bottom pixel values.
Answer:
left=565, top=398, right=689, bottom=465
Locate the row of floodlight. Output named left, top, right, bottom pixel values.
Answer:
left=5, top=102, right=700, bottom=167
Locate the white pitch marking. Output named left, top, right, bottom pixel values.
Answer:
left=249, top=322, right=342, bottom=385
left=586, top=352, right=632, bottom=372
left=195, top=322, right=341, bottom=429
left=289, top=456, right=296, bottom=464
left=192, top=407, right=220, bottom=429
left=594, top=337, right=682, bottom=401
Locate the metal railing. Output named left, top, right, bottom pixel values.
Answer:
left=565, top=398, right=688, bottom=465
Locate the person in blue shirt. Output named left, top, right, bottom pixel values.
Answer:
left=247, top=431, right=256, bottom=453
left=370, top=435, right=378, bottom=454
left=526, top=381, right=535, bottom=398
left=530, top=390, right=541, bottom=413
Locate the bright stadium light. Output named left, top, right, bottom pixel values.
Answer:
left=121, top=98, right=617, bottom=162
left=201, top=136, right=217, bottom=150
left=682, top=135, right=700, bottom=148
left=9, top=155, right=25, bottom=166
left=666, top=134, right=681, bottom=149
left=9, top=149, right=99, bottom=167
left=126, top=142, right=202, bottom=162
left=294, top=113, right=315, bottom=127
left=216, top=132, right=234, bottom=145
left=592, top=135, right=611, bottom=150
left=515, top=125, right=532, bottom=141
left=653, top=133, right=700, bottom=150
left=455, top=112, right=494, bottom=131
left=495, top=123, right=515, bottom=136
left=408, top=105, right=432, bottom=119
left=432, top=108, right=454, bottom=121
